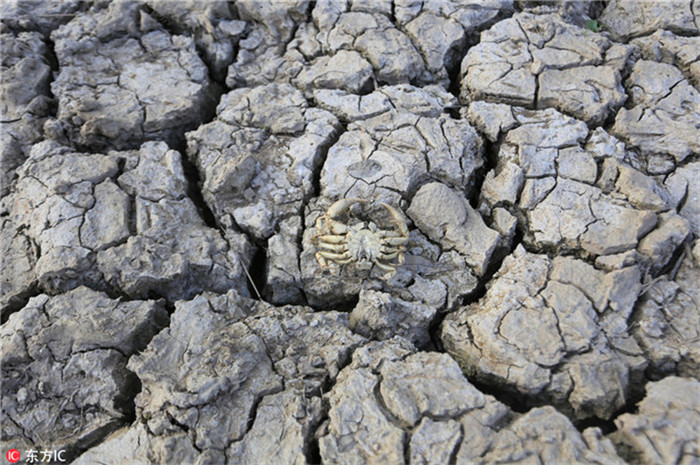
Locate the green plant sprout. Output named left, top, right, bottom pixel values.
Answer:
left=585, top=19, right=604, bottom=33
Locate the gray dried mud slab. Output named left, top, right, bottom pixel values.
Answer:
left=0, top=0, right=83, bottom=36
left=1, top=287, right=166, bottom=459
left=0, top=196, right=37, bottom=316
left=8, top=140, right=251, bottom=302
left=318, top=339, right=625, bottom=464
left=611, top=376, right=700, bottom=465
left=123, top=290, right=364, bottom=459
left=631, top=30, right=700, bottom=86
left=468, top=103, right=688, bottom=270
left=98, top=142, right=252, bottom=301
left=442, top=245, right=648, bottom=420
left=460, top=12, right=627, bottom=125
left=225, top=0, right=311, bottom=88
left=11, top=141, right=120, bottom=293
left=408, top=182, right=501, bottom=276
left=228, top=0, right=512, bottom=90
left=144, top=0, right=244, bottom=81
left=186, top=83, right=340, bottom=242
left=612, top=60, right=700, bottom=163
left=295, top=50, right=375, bottom=97
left=665, top=162, right=700, bottom=235
left=264, top=216, right=305, bottom=305
left=301, top=85, right=487, bottom=308
left=46, top=1, right=216, bottom=150
left=72, top=422, right=199, bottom=465
left=630, top=242, right=700, bottom=378
left=0, top=31, right=52, bottom=196
left=599, top=0, right=699, bottom=42
left=349, top=289, right=437, bottom=348
left=316, top=85, right=483, bottom=204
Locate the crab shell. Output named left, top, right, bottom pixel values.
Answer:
left=312, top=198, right=409, bottom=277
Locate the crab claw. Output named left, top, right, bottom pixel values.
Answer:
left=380, top=202, right=409, bottom=237
left=326, top=198, right=365, bottom=219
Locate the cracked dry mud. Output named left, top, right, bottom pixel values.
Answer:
left=1, top=1, right=698, bottom=464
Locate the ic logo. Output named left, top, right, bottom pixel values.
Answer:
left=6, top=449, right=20, bottom=463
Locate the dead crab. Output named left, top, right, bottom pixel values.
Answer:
left=312, top=198, right=409, bottom=277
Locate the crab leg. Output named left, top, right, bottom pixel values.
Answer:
left=374, top=260, right=396, bottom=271
left=316, top=251, right=349, bottom=268
left=380, top=244, right=406, bottom=261
left=373, top=260, right=397, bottom=278
left=378, top=230, right=407, bottom=238
left=379, top=249, right=406, bottom=265
left=317, top=250, right=353, bottom=264
left=379, top=250, right=405, bottom=265
left=316, top=252, right=331, bottom=268
left=381, top=237, right=408, bottom=247
left=317, top=242, right=347, bottom=252
left=378, top=251, right=399, bottom=260
left=316, top=234, right=346, bottom=244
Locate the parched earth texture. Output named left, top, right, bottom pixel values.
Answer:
left=1, top=1, right=699, bottom=464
